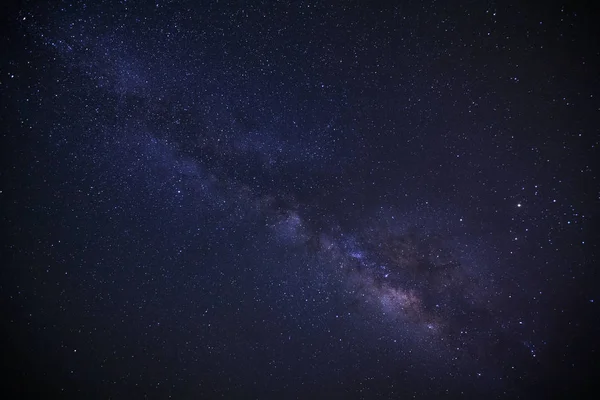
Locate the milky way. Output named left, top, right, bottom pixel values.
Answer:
left=2, top=1, right=598, bottom=399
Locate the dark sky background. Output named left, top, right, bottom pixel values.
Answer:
left=1, top=0, right=598, bottom=399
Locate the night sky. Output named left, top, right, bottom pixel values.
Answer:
left=1, top=0, right=598, bottom=398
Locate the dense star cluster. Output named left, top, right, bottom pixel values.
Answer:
left=1, top=1, right=598, bottom=399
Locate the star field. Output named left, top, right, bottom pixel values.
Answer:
left=1, top=1, right=598, bottom=399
